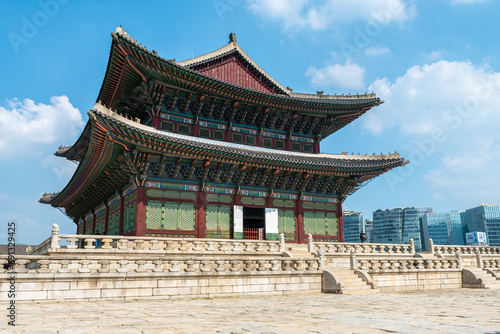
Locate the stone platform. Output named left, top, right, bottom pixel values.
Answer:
left=1, top=225, right=500, bottom=303
left=4, top=289, right=500, bottom=333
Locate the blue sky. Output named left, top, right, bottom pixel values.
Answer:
left=1, top=0, right=499, bottom=245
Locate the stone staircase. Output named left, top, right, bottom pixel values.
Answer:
left=463, top=268, right=500, bottom=289
left=323, top=269, right=379, bottom=295
left=284, top=243, right=315, bottom=258
left=334, top=270, right=380, bottom=294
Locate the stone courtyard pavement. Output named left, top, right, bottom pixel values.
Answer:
left=3, top=289, right=500, bottom=333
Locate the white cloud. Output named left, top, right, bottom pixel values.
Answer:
left=362, top=60, right=500, bottom=206
left=306, top=61, right=366, bottom=90
left=247, top=0, right=416, bottom=31
left=365, top=46, right=391, bottom=56
left=0, top=96, right=84, bottom=158
left=450, top=0, right=489, bottom=5
left=363, top=60, right=500, bottom=135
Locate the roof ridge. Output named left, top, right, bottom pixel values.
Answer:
left=176, top=34, right=289, bottom=95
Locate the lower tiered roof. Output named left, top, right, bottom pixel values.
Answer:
left=42, top=104, right=407, bottom=221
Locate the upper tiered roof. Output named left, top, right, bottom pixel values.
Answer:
left=96, top=27, right=383, bottom=140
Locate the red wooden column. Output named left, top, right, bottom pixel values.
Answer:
left=313, top=138, right=320, bottom=154
left=192, top=124, right=199, bottom=138
left=337, top=198, right=344, bottom=242
left=119, top=195, right=124, bottom=236
left=196, top=191, right=207, bottom=238
left=135, top=187, right=147, bottom=236
left=257, top=133, right=263, bottom=147
left=151, top=115, right=161, bottom=129
left=234, top=193, right=241, bottom=206
left=296, top=200, right=305, bottom=244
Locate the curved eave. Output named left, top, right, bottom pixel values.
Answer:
left=55, top=121, right=92, bottom=160
left=97, top=31, right=382, bottom=116
left=47, top=116, right=121, bottom=208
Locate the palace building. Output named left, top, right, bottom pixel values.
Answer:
left=40, top=27, right=407, bottom=243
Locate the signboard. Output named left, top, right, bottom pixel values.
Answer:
left=466, top=232, right=487, bottom=244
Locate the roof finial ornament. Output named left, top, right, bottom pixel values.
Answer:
left=229, top=32, right=237, bottom=45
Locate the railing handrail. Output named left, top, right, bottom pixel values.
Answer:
left=28, top=237, right=51, bottom=255
left=315, top=241, right=411, bottom=248
left=57, top=234, right=279, bottom=244
left=432, top=244, right=500, bottom=254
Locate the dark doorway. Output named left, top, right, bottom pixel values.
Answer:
left=243, top=207, right=265, bottom=240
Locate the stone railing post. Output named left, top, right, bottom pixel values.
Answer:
left=409, top=238, right=415, bottom=254
left=429, top=238, right=434, bottom=255
left=317, top=247, right=325, bottom=270
left=455, top=251, right=462, bottom=270
left=307, top=234, right=314, bottom=252
left=349, top=248, right=357, bottom=270
left=279, top=233, right=286, bottom=252
left=66, top=237, right=79, bottom=249
left=50, top=224, right=60, bottom=250
left=475, top=250, right=483, bottom=268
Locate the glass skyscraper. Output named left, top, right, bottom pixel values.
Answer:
left=373, top=208, right=404, bottom=244
left=422, top=211, right=468, bottom=249
left=343, top=211, right=363, bottom=243
left=466, top=204, right=500, bottom=246
left=402, top=207, right=432, bottom=252
left=373, top=207, right=432, bottom=251
left=365, top=221, right=374, bottom=243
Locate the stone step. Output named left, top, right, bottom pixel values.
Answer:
left=285, top=251, right=315, bottom=258
left=467, top=268, right=500, bottom=289
left=333, top=270, right=377, bottom=293
left=339, top=288, right=380, bottom=295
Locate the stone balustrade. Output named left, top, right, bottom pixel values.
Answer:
left=432, top=244, right=500, bottom=255
left=0, top=255, right=321, bottom=275
left=315, top=241, right=414, bottom=255
left=482, top=259, right=500, bottom=269
left=355, top=257, right=460, bottom=272
left=35, top=224, right=284, bottom=255
left=57, top=236, right=282, bottom=254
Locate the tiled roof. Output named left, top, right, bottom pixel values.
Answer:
left=93, top=103, right=406, bottom=171
left=112, top=27, right=382, bottom=108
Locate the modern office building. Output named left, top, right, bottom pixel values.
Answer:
left=373, top=207, right=432, bottom=251
left=364, top=220, right=374, bottom=243
left=422, top=211, right=468, bottom=250
left=402, top=207, right=432, bottom=252
left=373, top=208, right=404, bottom=244
left=466, top=204, right=500, bottom=246
left=343, top=211, right=363, bottom=243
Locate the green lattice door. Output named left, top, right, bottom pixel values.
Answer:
left=278, top=209, right=296, bottom=241
left=107, top=212, right=120, bottom=235
left=304, top=211, right=338, bottom=236
left=206, top=205, right=231, bottom=239
left=123, top=203, right=137, bottom=233
left=146, top=201, right=195, bottom=231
